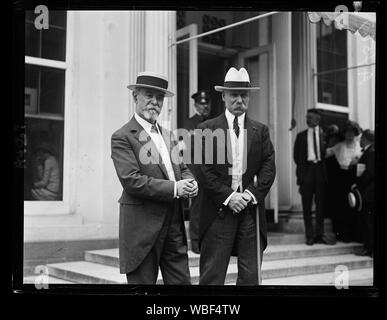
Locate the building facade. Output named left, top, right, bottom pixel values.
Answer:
left=23, top=10, right=376, bottom=274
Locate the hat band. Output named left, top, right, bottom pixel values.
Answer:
left=223, top=81, right=251, bottom=88
left=136, top=75, right=168, bottom=90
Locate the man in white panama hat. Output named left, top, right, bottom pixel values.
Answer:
left=111, top=71, right=198, bottom=284
left=197, top=67, right=276, bottom=285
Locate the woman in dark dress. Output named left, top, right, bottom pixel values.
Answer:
left=326, top=121, right=362, bottom=242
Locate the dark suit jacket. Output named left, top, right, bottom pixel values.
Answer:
left=293, top=128, right=327, bottom=186
left=111, top=116, right=194, bottom=274
left=196, top=112, right=276, bottom=252
left=186, top=114, right=205, bottom=131
left=356, top=145, right=374, bottom=205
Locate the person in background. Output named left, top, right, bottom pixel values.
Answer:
left=326, top=120, right=362, bottom=242
left=31, top=142, right=60, bottom=201
left=294, top=109, right=330, bottom=246
left=185, top=91, right=212, bottom=254
left=326, top=124, right=340, bottom=148
left=353, top=129, right=375, bottom=257
left=186, top=90, right=212, bottom=132
left=325, top=124, right=341, bottom=238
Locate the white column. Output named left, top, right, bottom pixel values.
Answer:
left=144, top=11, right=176, bottom=131
left=272, top=12, right=293, bottom=210
left=101, top=11, right=134, bottom=229
left=128, top=11, right=146, bottom=117
left=291, top=13, right=314, bottom=211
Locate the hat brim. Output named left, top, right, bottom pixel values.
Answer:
left=127, top=84, right=174, bottom=97
left=214, top=86, right=260, bottom=92
left=348, top=189, right=363, bottom=212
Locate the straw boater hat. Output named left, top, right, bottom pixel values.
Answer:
left=127, top=71, right=174, bottom=97
left=215, top=67, right=260, bottom=92
left=348, top=185, right=363, bottom=212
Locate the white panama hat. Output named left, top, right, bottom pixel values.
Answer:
left=214, top=67, right=260, bottom=92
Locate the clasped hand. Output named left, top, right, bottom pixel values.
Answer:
left=228, top=191, right=252, bottom=214
left=176, top=179, right=198, bottom=198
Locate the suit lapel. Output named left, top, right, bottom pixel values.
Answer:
left=245, top=116, right=255, bottom=156
left=129, top=117, right=170, bottom=179
left=218, top=112, right=233, bottom=165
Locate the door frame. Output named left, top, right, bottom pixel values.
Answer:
left=238, top=44, right=279, bottom=223
left=176, top=24, right=198, bottom=118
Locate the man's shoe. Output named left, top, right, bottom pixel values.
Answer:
left=306, top=238, right=314, bottom=246
left=315, top=235, right=335, bottom=245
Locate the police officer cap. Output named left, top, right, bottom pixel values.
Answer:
left=191, top=90, right=211, bottom=104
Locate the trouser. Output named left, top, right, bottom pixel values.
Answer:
left=189, top=196, right=200, bottom=251
left=199, top=208, right=264, bottom=285
left=187, top=163, right=200, bottom=251
left=126, top=201, right=191, bottom=285
left=300, top=162, right=326, bottom=240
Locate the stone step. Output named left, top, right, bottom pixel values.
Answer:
left=47, top=253, right=373, bottom=285
left=47, top=261, right=127, bottom=284
left=23, top=275, right=77, bottom=285
left=260, top=268, right=373, bottom=286
left=84, top=242, right=363, bottom=269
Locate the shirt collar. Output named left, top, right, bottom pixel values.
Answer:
left=134, top=112, right=158, bottom=133
left=225, top=108, right=245, bottom=127
left=308, top=125, right=319, bottom=132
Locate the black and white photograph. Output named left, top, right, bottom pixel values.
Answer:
left=12, top=1, right=381, bottom=302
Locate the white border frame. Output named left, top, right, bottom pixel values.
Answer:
left=24, top=11, right=74, bottom=215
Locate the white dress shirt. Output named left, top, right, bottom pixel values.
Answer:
left=307, top=126, right=321, bottom=162
left=223, top=109, right=257, bottom=206
left=134, top=113, right=177, bottom=197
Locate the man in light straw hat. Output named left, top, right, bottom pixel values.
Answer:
left=197, top=67, right=276, bottom=285
left=111, top=71, right=198, bottom=284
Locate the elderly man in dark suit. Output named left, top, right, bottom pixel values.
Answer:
left=197, top=67, right=276, bottom=285
left=293, top=109, right=329, bottom=246
left=111, top=71, right=198, bottom=284
left=354, top=129, right=375, bottom=257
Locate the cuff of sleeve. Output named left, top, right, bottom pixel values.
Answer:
left=245, top=189, right=257, bottom=205
left=223, top=191, right=236, bottom=206
left=174, top=182, right=179, bottom=199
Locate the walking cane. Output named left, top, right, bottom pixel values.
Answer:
left=254, top=175, right=262, bottom=285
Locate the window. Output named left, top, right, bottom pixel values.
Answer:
left=24, top=11, right=67, bottom=201
left=316, top=22, right=348, bottom=107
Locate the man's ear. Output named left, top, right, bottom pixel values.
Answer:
left=132, top=91, right=137, bottom=103
left=221, top=92, right=225, bottom=102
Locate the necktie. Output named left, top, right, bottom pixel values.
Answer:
left=313, top=128, right=319, bottom=161
left=233, top=116, right=240, bottom=138
left=151, top=123, right=159, bottom=134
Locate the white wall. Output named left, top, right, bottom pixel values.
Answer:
left=272, top=12, right=293, bottom=210
left=25, top=11, right=135, bottom=241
